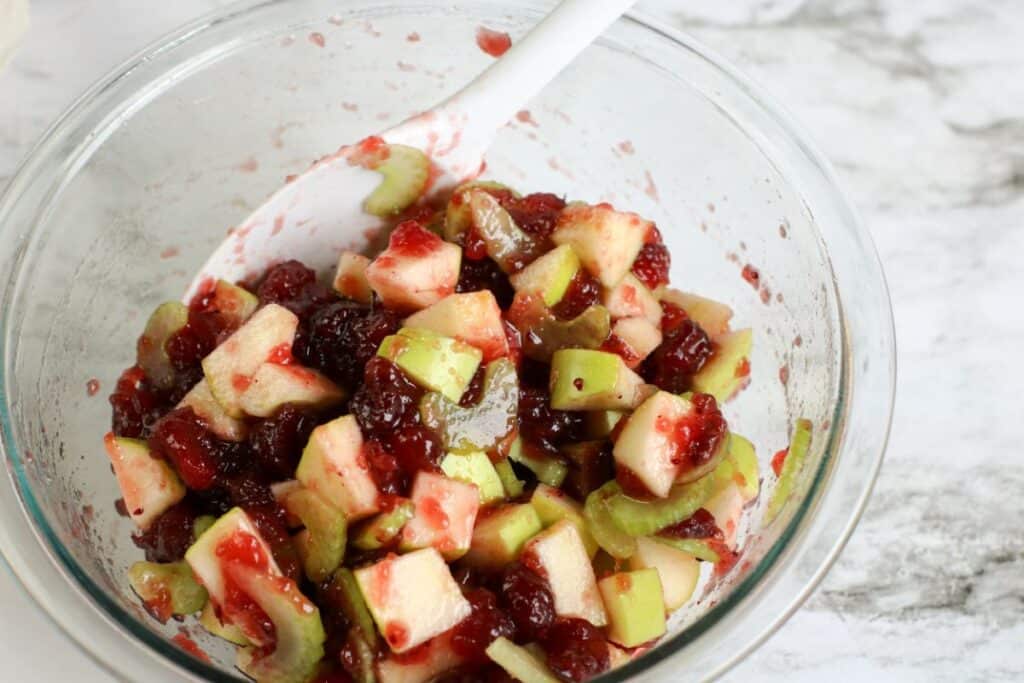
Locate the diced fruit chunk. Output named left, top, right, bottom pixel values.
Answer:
left=137, top=302, right=189, bottom=390
left=404, top=291, right=509, bottom=361
left=486, top=637, right=561, bottom=683
left=603, top=274, right=661, bottom=325
left=441, top=452, right=505, bottom=504
left=628, top=537, right=700, bottom=610
left=530, top=484, right=598, bottom=557
left=209, top=279, right=260, bottom=324
left=128, top=561, right=208, bottom=623
left=238, top=363, right=345, bottom=418
left=400, top=471, right=480, bottom=559
left=199, top=601, right=250, bottom=645
left=658, top=288, right=733, bottom=337
left=612, top=391, right=689, bottom=498
left=351, top=500, right=415, bottom=550
left=420, top=358, right=518, bottom=453
left=104, top=434, right=185, bottom=530
left=463, top=503, right=543, bottom=570
left=332, top=251, right=373, bottom=304
left=495, top=459, right=525, bottom=498
left=378, top=328, right=482, bottom=402
left=691, top=328, right=753, bottom=403
left=365, top=221, right=461, bottom=311
left=202, top=303, right=299, bottom=418
left=509, top=244, right=581, bottom=307
left=722, top=433, right=760, bottom=502
left=549, top=349, right=646, bottom=411
left=597, top=569, right=667, bottom=648
left=552, top=204, right=651, bottom=287
left=362, top=144, right=431, bottom=217
left=767, top=418, right=813, bottom=523
left=281, top=488, right=348, bottom=582
left=509, top=294, right=612, bottom=363
left=377, top=631, right=463, bottom=683
left=583, top=482, right=636, bottom=559
left=354, top=548, right=472, bottom=653
left=508, top=438, right=569, bottom=487
left=327, top=568, right=379, bottom=647
left=703, top=481, right=745, bottom=549
left=522, top=520, right=607, bottom=626
left=611, top=317, right=662, bottom=367
left=178, top=379, right=247, bottom=441
left=296, top=415, right=381, bottom=521
left=468, top=190, right=544, bottom=273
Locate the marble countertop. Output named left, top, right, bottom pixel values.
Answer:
left=1, top=1, right=1022, bottom=681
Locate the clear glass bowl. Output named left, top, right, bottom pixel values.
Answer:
left=0, top=1, right=895, bottom=681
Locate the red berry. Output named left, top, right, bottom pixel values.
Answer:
left=631, top=242, right=671, bottom=290
left=551, top=270, right=601, bottom=320
left=643, top=319, right=713, bottom=393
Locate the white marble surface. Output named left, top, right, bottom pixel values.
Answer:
left=2, top=0, right=1023, bottom=681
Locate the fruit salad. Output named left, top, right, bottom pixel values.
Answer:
left=106, top=144, right=771, bottom=683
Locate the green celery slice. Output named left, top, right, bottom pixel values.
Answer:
left=583, top=482, right=636, bottom=559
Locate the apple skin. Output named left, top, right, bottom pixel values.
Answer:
left=597, top=569, right=667, bottom=648
left=333, top=251, right=374, bottom=304
left=378, top=327, right=483, bottom=403
left=549, top=349, right=647, bottom=411
left=404, top=291, right=509, bottom=362
left=552, top=204, right=651, bottom=287
left=296, top=415, right=382, bottom=521
left=522, top=520, right=608, bottom=627
left=365, top=221, right=462, bottom=312
left=603, top=273, right=662, bottom=325
left=104, top=433, right=185, bottom=531
left=463, top=503, right=543, bottom=570
left=509, top=243, right=581, bottom=307
left=628, top=537, right=700, bottom=610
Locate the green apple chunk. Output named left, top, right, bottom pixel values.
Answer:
left=509, top=244, right=581, bottom=307
left=421, top=358, right=518, bottom=454
left=628, top=537, right=700, bottom=610
left=468, top=190, right=545, bottom=273
left=443, top=181, right=518, bottom=241
left=202, top=303, right=299, bottom=418
left=494, top=459, right=525, bottom=498
left=561, top=440, right=614, bottom=500
left=486, top=637, right=561, bottom=683
left=463, top=503, right=543, bottom=570
left=193, top=515, right=217, bottom=540
left=400, top=471, right=480, bottom=559
left=550, top=349, right=646, bottom=411
left=583, top=482, right=636, bottom=559
left=585, top=410, right=626, bottom=439
left=271, top=480, right=303, bottom=528
left=127, top=561, right=208, bottom=623
left=136, top=301, right=189, bottom=390
left=333, top=251, right=374, bottom=304
left=605, top=474, right=717, bottom=537
left=551, top=204, right=651, bottom=287
left=508, top=293, right=611, bottom=363
left=355, top=548, right=472, bottom=653
left=656, top=288, right=733, bottom=337
left=363, top=143, right=430, bottom=217
left=178, top=379, right=248, bottom=442
left=208, top=279, right=260, bottom=325
left=691, top=328, right=753, bottom=403
left=378, top=631, right=463, bottom=683
left=613, top=391, right=702, bottom=498
left=199, top=601, right=251, bottom=646
left=767, top=418, right=813, bottom=523
left=238, top=362, right=345, bottom=418
left=378, top=328, right=482, bottom=402
left=104, top=434, right=185, bottom=530
left=598, top=569, right=667, bottom=648
left=404, top=291, right=509, bottom=361
left=326, top=568, right=379, bottom=648
left=523, top=520, right=607, bottom=626
left=611, top=317, right=662, bottom=368
left=508, top=437, right=569, bottom=487
left=530, top=484, right=598, bottom=558
left=296, top=415, right=382, bottom=521
left=280, top=488, right=347, bottom=583
left=603, top=274, right=662, bottom=325
left=351, top=499, right=415, bottom=551
left=441, top=452, right=505, bottom=504
left=231, top=565, right=326, bottom=683
left=365, top=221, right=462, bottom=311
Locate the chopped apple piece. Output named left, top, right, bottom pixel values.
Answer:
left=400, top=471, right=480, bottom=559
left=238, top=362, right=345, bottom=418
left=363, top=143, right=431, bottom=217
left=657, top=288, right=733, bottom=337
left=463, top=503, right=543, bottom=570
left=611, top=317, right=662, bottom=368
left=333, top=251, right=373, bottom=304
left=628, top=537, right=700, bottom=610
left=127, top=561, right=208, bottom=623
left=296, top=415, right=381, bottom=521
left=495, top=459, right=525, bottom=498
left=378, top=631, right=463, bottom=683
left=104, top=433, right=185, bottom=530
left=691, top=328, right=753, bottom=403
left=365, top=221, right=461, bottom=311
left=509, top=244, right=581, bottom=306
left=603, top=274, right=662, bottom=325
left=178, top=379, right=247, bottom=442
left=584, top=410, right=626, bottom=439
left=136, top=301, right=189, bottom=390
left=207, top=279, right=259, bottom=324
left=612, top=391, right=688, bottom=498
left=598, top=569, right=667, bottom=648
left=378, top=327, right=482, bottom=403
left=354, top=548, right=472, bottom=653
left=552, top=204, right=650, bottom=287
left=441, top=452, right=505, bottom=504
left=704, top=481, right=745, bottom=549
left=486, top=637, right=561, bottom=683
left=404, top=291, right=509, bottom=361
left=508, top=437, right=569, bottom=487
left=549, top=349, right=646, bottom=411
left=530, top=484, right=598, bottom=558
left=351, top=500, right=414, bottom=550
left=202, top=303, right=299, bottom=418
left=522, top=520, right=607, bottom=626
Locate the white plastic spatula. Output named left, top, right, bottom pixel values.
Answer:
left=186, top=0, right=637, bottom=299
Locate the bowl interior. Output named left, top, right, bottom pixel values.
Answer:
left=0, top=1, right=865, bottom=680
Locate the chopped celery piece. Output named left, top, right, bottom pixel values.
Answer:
left=199, top=601, right=250, bottom=645
left=495, top=459, right=525, bottom=498
left=351, top=500, right=414, bottom=550
left=443, top=181, right=519, bottom=241
left=653, top=537, right=721, bottom=563
left=328, top=568, right=379, bottom=649
left=193, top=515, right=216, bottom=541
left=509, top=294, right=611, bottom=363
left=508, top=438, right=568, bottom=487
left=137, top=302, right=189, bottom=390
left=606, top=475, right=717, bottom=537
left=364, top=144, right=430, bottom=216
left=767, top=418, right=813, bottom=523
left=128, top=561, right=207, bottom=623
left=486, top=637, right=561, bottom=683
left=467, top=190, right=544, bottom=272
left=286, top=489, right=347, bottom=583
left=583, top=482, right=636, bottom=559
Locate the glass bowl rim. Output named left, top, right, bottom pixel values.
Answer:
left=0, top=2, right=896, bottom=681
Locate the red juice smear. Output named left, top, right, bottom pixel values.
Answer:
left=86, top=379, right=100, bottom=396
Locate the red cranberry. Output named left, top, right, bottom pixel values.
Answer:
left=148, top=407, right=220, bottom=490
left=131, top=500, right=198, bottom=563
left=659, top=508, right=723, bottom=540
left=459, top=366, right=487, bottom=407
left=349, top=358, right=423, bottom=437
left=109, top=366, right=167, bottom=439
left=502, top=193, right=566, bottom=240
left=166, top=308, right=232, bottom=374
left=643, top=319, right=713, bottom=393
left=659, top=301, right=689, bottom=333
left=552, top=271, right=601, bottom=320
left=456, top=257, right=514, bottom=309
left=297, top=302, right=401, bottom=388
left=248, top=406, right=318, bottom=480
left=681, top=393, right=728, bottom=470
left=632, top=242, right=671, bottom=290
left=518, top=387, right=584, bottom=456
left=363, top=440, right=405, bottom=497
left=223, top=470, right=275, bottom=509
left=500, top=563, right=556, bottom=641
left=256, top=260, right=336, bottom=319
left=451, top=588, right=515, bottom=664
left=542, top=618, right=610, bottom=682
left=385, top=425, right=442, bottom=480
left=246, top=504, right=302, bottom=582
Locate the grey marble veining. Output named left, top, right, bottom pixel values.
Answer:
left=1, top=0, right=1022, bottom=681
